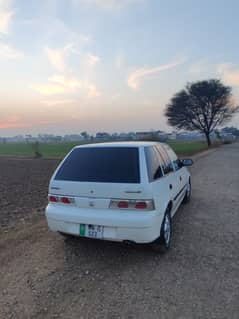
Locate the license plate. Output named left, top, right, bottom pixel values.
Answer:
left=79, top=224, right=104, bottom=239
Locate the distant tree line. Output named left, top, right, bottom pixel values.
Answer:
left=221, top=126, right=239, bottom=136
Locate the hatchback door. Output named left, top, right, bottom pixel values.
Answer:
left=49, top=146, right=152, bottom=210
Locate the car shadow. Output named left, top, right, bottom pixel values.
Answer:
left=62, top=234, right=167, bottom=274
left=60, top=198, right=196, bottom=274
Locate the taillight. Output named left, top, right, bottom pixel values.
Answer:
left=48, top=195, right=75, bottom=205
left=49, top=195, right=58, bottom=203
left=109, top=199, right=154, bottom=211
left=61, top=197, right=71, bottom=204
left=118, top=201, right=129, bottom=208
left=135, top=201, right=147, bottom=209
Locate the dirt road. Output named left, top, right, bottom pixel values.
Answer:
left=0, top=144, right=239, bottom=319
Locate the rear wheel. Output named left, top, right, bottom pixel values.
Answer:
left=151, top=208, right=172, bottom=253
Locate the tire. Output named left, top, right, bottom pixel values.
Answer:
left=183, top=178, right=191, bottom=204
left=151, top=208, right=172, bottom=253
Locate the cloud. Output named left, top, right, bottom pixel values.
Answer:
left=45, top=44, right=99, bottom=71
left=41, top=99, right=75, bottom=107
left=0, top=0, right=14, bottom=34
left=0, top=116, right=26, bottom=129
left=31, top=83, right=67, bottom=95
left=71, top=0, right=139, bottom=10
left=86, top=84, right=101, bottom=97
left=87, top=53, right=100, bottom=67
left=0, top=115, right=60, bottom=130
left=127, top=59, right=185, bottom=90
left=0, top=42, right=24, bottom=59
left=217, top=63, right=239, bottom=87
left=45, top=45, right=73, bottom=72
left=32, top=74, right=101, bottom=97
left=0, top=10, right=13, bottom=34
left=48, top=18, right=91, bottom=46
left=49, top=74, right=83, bottom=89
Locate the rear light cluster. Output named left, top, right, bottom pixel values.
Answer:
left=109, top=199, right=154, bottom=211
left=48, top=195, right=75, bottom=204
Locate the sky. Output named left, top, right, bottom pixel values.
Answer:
left=0, top=0, right=239, bottom=137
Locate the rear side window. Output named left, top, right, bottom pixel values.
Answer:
left=145, top=146, right=163, bottom=182
left=156, top=145, right=174, bottom=175
left=161, top=144, right=181, bottom=171
left=54, top=147, right=140, bottom=183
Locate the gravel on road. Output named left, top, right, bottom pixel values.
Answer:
left=0, top=144, right=239, bottom=319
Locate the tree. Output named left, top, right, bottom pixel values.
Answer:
left=81, top=131, right=89, bottom=140
left=165, top=79, right=238, bottom=146
left=31, top=141, right=42, bottom=158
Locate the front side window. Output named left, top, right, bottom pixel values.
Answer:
left=55, top=147, right=140, bottom=183
left=173, top=159, right=182, bottom=171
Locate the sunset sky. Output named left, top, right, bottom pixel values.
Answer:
left=0, top=0, right=239, bottom=136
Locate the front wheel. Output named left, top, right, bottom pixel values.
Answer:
left=151, top=209, right=172, bottom=253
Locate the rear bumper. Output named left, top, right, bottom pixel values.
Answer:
left=45, top=204, right=164, bottom=243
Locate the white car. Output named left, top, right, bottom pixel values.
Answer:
left=45, top=142, right=193, bottom=252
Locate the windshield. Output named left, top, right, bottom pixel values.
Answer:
left=54, top=147, right=140, bottom=183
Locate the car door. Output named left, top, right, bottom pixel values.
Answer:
left=154, top=146, right=179, bottom=213
left=156, top=145, right=183, bottom=216
left=172, top=159, right=187, bottom=208
left=144, top=146, right=175, bottom=215
left=161, top=145, right=187, bottom=211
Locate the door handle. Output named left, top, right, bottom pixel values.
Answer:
left=180, top=176, right=182, bottom=181
left=169, top=184, right=172, bottom=190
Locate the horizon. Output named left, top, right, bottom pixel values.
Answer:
left=1, top=0, right=239, bottom=137
left=1, top=127, right=237, bottom=140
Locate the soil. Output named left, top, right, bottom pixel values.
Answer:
left=0, top=144, right=239, bottom=319
left=0, top=157, right=60, bottom=230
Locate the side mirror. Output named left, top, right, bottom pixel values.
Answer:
left=181, top=159, right=193, bottom=167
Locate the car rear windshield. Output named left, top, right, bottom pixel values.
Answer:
left=54, top=147, right=140, bottom=183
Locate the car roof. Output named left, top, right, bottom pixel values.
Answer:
left=74, top=141, right=163, bottom=148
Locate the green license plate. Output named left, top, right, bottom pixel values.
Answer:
left=79, top=224, right=86, bottom=236
left=79, top=224, right=104, bottom=239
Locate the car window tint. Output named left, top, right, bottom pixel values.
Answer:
left=161, top=144, right=181, bottom=171
left=145, top=146, right=163, bottom=182
left=162, top=144, right=178, bottom=162
left=173, top=159, right=181, bottom=171
left=55, top=147, right=140, bottom=183
left=156, top=145, right=174, bottom=174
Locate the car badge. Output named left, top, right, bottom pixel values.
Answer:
left=89, top=201, right=95, bottom=207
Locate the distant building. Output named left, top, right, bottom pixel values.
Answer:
left=135, top=131, right=156, bottom=140
left=63, top=135, right=84, bottom=142
left=168, top=131, right=177, bottom=140
left=135, top=130, right=169, bottom=141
